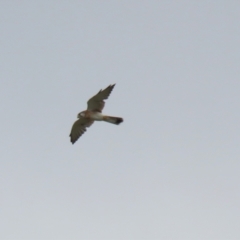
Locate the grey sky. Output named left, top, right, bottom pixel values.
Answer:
left=0, top=1, right=240, bottom=240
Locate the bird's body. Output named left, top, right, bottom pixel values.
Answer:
left=79, top=111, right=104, bottom=121
left=69, top=84, right=123, bottom=144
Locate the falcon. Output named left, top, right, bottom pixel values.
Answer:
left=69, top=84, right=123, bottom=144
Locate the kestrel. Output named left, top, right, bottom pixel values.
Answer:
left=69, top=84, right=123, bottom=144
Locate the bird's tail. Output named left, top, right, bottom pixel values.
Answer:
left=103, top=116, right=123, bottom=125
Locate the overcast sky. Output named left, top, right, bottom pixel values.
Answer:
left=1, top=1, right=240, bottom=240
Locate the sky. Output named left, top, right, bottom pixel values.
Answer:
left=0, top=1, right=240, bottom=240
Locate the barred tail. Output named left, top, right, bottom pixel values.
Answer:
left=103, top=116, right=123, bottom=125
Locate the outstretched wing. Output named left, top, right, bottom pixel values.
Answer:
left=69, top=118, right=94, bottom=144
left=87, top=84, right=115, bottom=112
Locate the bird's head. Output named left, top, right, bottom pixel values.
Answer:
left=77, top=111, right=86, bottom=118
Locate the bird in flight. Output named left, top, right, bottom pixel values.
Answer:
left=69, top=84, right=123, bottom=144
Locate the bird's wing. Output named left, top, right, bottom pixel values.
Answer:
left=87, top=84, right=115, bottom=112
left=69, top=118, right=94, bottom=144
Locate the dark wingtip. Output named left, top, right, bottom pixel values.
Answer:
left=69, top=135, right=75, bottom=144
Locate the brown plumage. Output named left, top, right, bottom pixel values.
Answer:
left=69, top=84, right=123, bottom=144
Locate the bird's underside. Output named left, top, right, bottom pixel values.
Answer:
left=69, top=84, right=123, bottom=144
